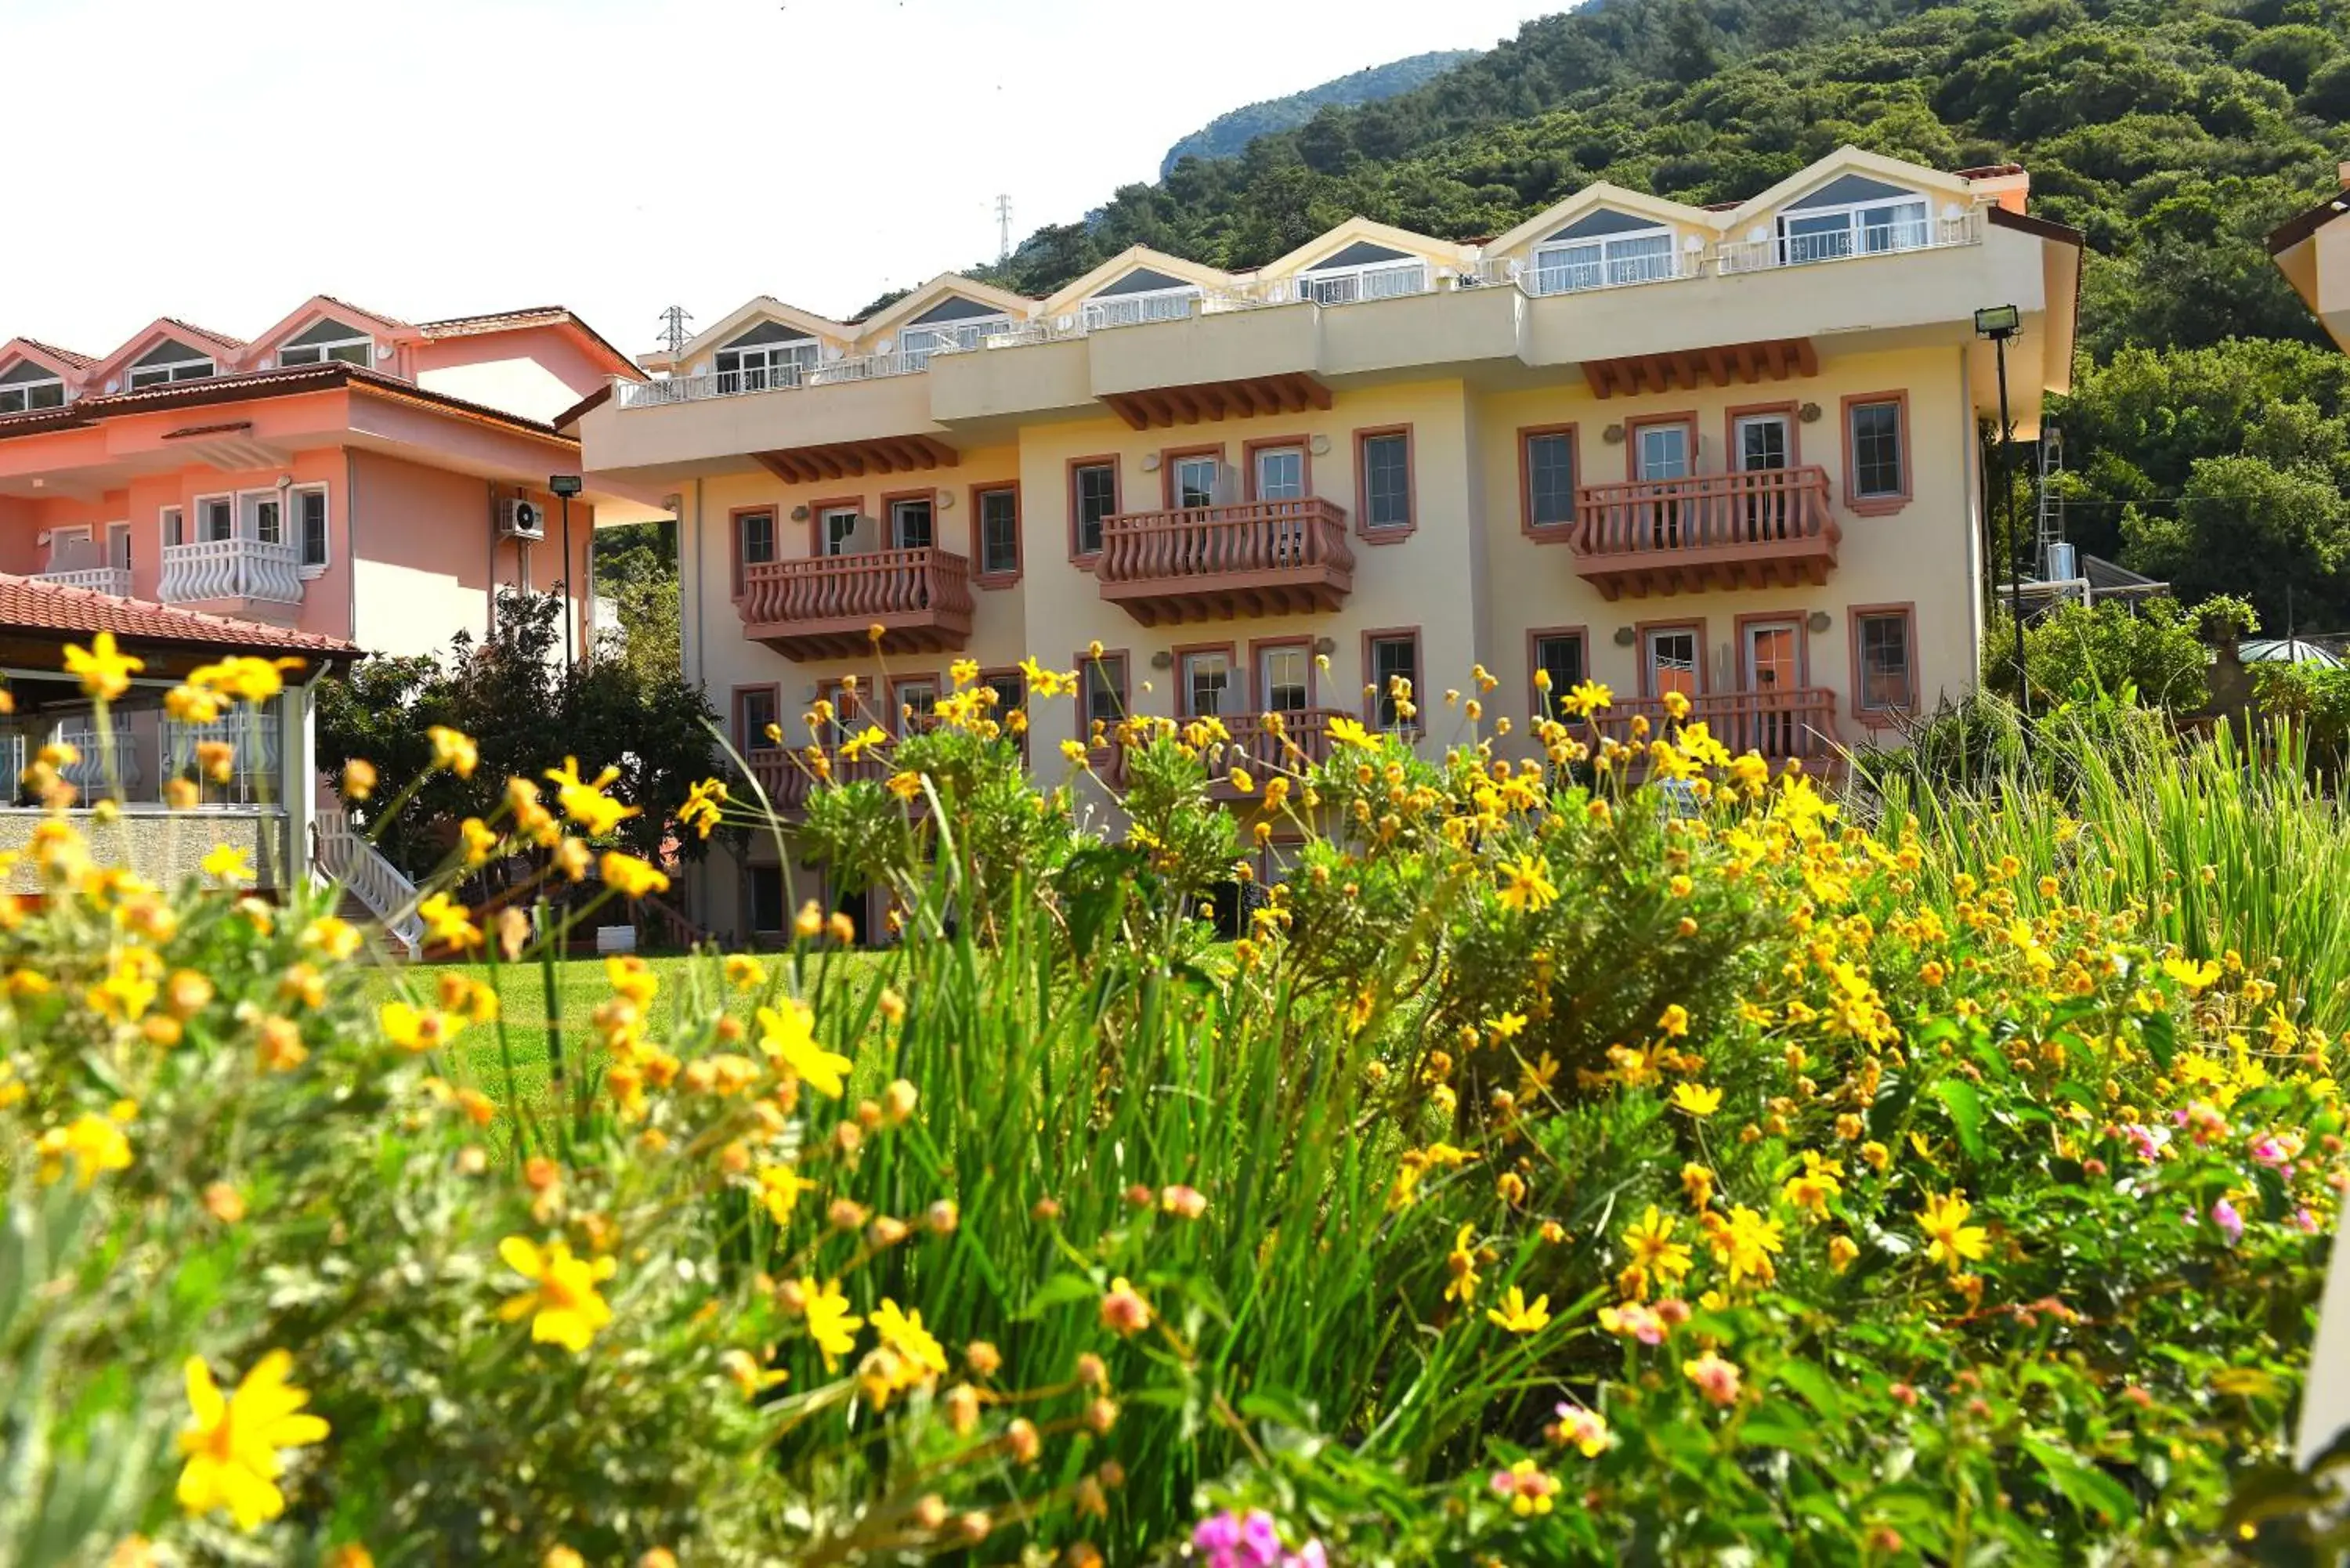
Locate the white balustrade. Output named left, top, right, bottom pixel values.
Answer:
left=1526, top=249, right=1694, bottom=296
left=615, top=349, right=931, bottom=410
left=37, top=565, right=131, bottom=596
left=1296, top=263, right=1430, bottom=306
left=1716, top=207, right=1982, bottom=275
left=158, top=537, right=302, bottom=606
left=165, top=714, right=283, bottom=800
left=1081, top=291, right=1200, bottom=331
left=313, top=807, right=425, bottom=956
left=56, top=721, right=139, bottom=793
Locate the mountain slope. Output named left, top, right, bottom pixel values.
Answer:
left=1159, top=50, right=1483, bottom=177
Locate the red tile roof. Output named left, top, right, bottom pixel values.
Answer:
left=161, top=316, right=248, bottom=350
left=0, top=575, right=359, bottom=659
left=18, top=338, right=93, bottom=369
left=415, top=306, right=642, bottom=381
left=0, top=360, right=578, bottom=445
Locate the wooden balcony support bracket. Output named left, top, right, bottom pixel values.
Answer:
left=1583, top=337, right=1819, bottom=399
left=754, top=434, right=961, bottom=486
left=1104, top=372, right=1332, bottom=431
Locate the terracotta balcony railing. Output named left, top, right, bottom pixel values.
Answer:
left=1571, top=467, right=1838, bottom=600
left=1205, top=707, right=1350, bottom=797
left=1589, top=687, right=1841, bottom=764
left=736, top=547, right=973, bottom=660
left=1095, top=498, right=1354, bottom=626
left=743, top=746, right=895, bottom=814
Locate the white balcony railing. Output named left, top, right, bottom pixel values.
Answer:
left=1294, top=263, right=1430, bottom=306
left=1081, top=291, right=1201, bottom=331
left=37, top=565, right=132, bottom=596
left=158, top=537, right=302, bottom=607
left=614, top=349, right=931, bottom=410
left=1716, top=208, right=1982, bottom=275
left=165, top=714, right=283, bottom=800
left=56, top=721, right=139, bottom=793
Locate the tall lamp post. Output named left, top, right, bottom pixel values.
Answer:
left=1973, top=305, right=2026, bottom=716
left=550, top=474, right=584, bottom=675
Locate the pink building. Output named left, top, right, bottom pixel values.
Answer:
left=0, top=298, right=660, bottom=660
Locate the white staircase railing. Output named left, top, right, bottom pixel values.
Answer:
left=312, top=807, right=424, bottom=957
left=159, top=537, right=303, bottom=606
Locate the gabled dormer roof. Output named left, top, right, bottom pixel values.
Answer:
left=78, top=316, right=244, bottom=389
left=0, top=338, right=89, bottom=382
left=1260, top=217, right=1477, bottom=280
left=851, top=274, right=1033, bottom=342
left=1039, top=247, right=1235, bottom=316
left=655, top=296, right=851, bottom=372
left=245, top=295, right=410, bottom=364
left=1484, top=182, right=1710, bottom=258
left=1716, top=147, right=1976, bottom=235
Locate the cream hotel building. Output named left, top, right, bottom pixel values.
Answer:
left=573, top=147, right=2081, bottom=939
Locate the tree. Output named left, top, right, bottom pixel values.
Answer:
left=316, top=589, right=719, bottom=885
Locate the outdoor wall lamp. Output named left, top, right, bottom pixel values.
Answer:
left=1808, top=611, right=1832, bottom=634
left=1613, top=627, right=1637, bottom=646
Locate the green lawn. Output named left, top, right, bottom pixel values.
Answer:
left=358, top=950, right=890, bottom=1115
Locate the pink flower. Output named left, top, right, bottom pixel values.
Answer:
left=1239, top=1511, right=1282, bottom=1566
left=1161, top=1183, right=1209, bottom=1219
left=2122, top=1123, right=2169, bottom=1161
left=1193, top=1510, right=1243, bottom=1567
left=2298, top=1207, right=2321, bottom=1234
left=2249, top=1135, right=2288, bottom=1168
left=1683, top=1350, right=1743, bottom=1407
left=2212, top=1198, right=2243, bottom=1246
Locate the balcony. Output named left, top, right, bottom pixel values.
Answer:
left=744, top=746, right=893, bottom=814
left=736, top=547, right=973, bottom=661
left=1571, top=467, right=1838, bottom=601
left=158, top=538, right=304, bottom=623
left=37, top=565, right=131, bottom=597
left=1593, top=688, right=1841, bottom=765
left=1207, top=708, right=1350, bottom=797
left=615, top=352, right=929, bottom=410
left=1715, top=209, right=1982, bottom=276
left=1095, top=498, right=1354, bottom=627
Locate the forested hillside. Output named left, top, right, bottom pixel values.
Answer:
left=1158, top=50, right=1481, bottom=175
left=980, top=0, right=2350, bottom=627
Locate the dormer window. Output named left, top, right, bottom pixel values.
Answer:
left=127, top=339, right=215, bottom=390
left=712, top=321, right=819, bottom=393
left=897, top=298, right=1010, bottom=363
left=1296, top=242, right=1429, bottom=305
left=1080, top=267, right=1200, bottom=330
left=0, top=360, right=66, bottom=414
left=278, top=317, right=373, bottom=367
left=1530, top=211, right=1679, bottom=294
left=1776, top=175, right=1932, bottom=266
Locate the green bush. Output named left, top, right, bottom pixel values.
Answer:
left=2, top=655, right=2341, bottom=1565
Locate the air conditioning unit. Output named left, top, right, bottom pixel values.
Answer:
left=499, top=498, right=545, bottom=541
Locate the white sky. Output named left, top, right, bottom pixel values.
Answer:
left=7, top=0, right=1555, bottom=361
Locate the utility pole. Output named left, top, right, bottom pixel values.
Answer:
left=996, top=195, right=1014, bottom=264
left=657, top=305, right=694, bottom=356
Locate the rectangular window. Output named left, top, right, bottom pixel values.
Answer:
left=199, top=497, right=233, bottom=543
left=976, top=486, right=1019, bottom=578
left=1359, top=431, right=1412, bottom=533
left=1252, top=445, right=1305, bottom=502
left=819, top=507, right=860, bottom=556
left=747, top=865, right=786, bottom=935
left=1081, top=653, right=1127, bottom=732
left=128, top=359, right=214, bottom=390
left=297, top=488, right=328, bottom=569
left=714, top=341, right=816, bottom=394
left=889, top=497, right=933, bottom=551
left=891, top=678, right=939, bottom=735
left=735, top=510, right=776, bottom=594
left=983, top=667, right=1029, bottom=761
left=161, top=506, right=184, bottom=548
left=279, top=338, right=371, bottom=367
left=245, top=493, right=283, bottom=546
left=1856, top=609, right=1915, bottom=714
left=1072, top=461, right=1117, bottom=556
left=1180, top=649, right=1233, bottom=718
left=736, top=687, right=780, bottom=751
left=0, top=379, right=65, bottom=414
left=106, top=522, right=132, bottom=573
left=1524, top=430, right=1576, bottom=529
left=1531, top=632, right=1585, bottom=718
left=1259, top=643, right=1309, bottom=713
left=1171, top=453, right=1220, bottom=510
left=1643, top=627, right=1701, bottom=699
left=1367, top=633, right=1419, bottom=731
left=1849, top=399, right=1905, bottom=500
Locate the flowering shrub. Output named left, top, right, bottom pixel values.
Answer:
left=0, top=648, right=2340, bottom=1564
